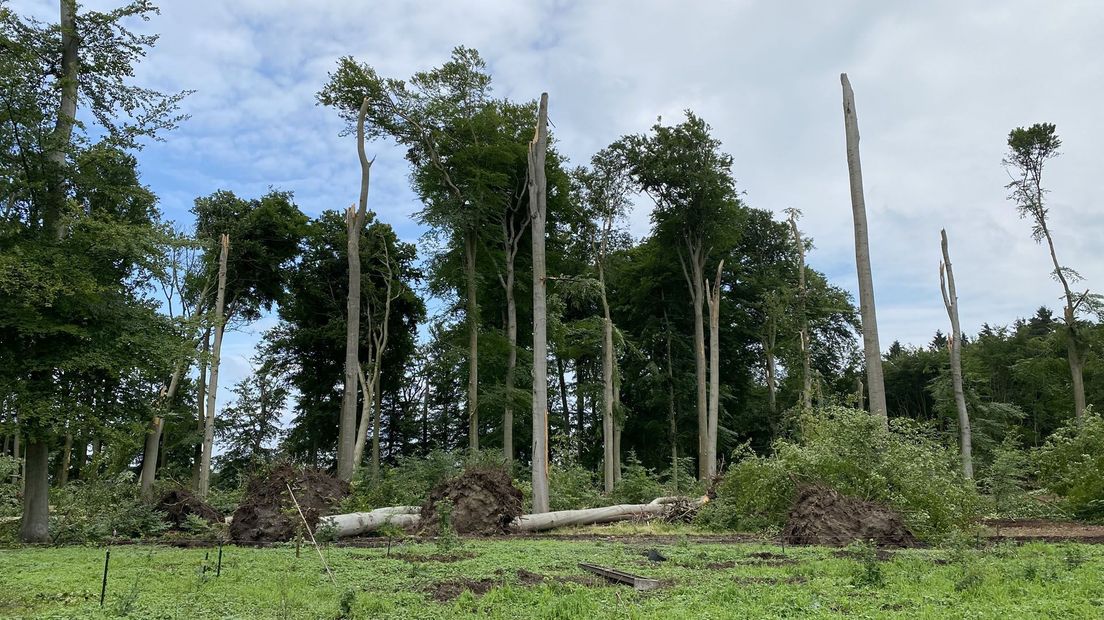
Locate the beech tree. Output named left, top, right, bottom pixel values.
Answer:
left=0, top=0, right=187, bottom=541
left=939, top=229, right=973, bottom=478
left=840, top=73, right=888, bottom=422
left=1004, top=123, right=1100, bottom=418
left=529, top=93, right=550, bottom=513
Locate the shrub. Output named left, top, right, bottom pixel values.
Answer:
left=1035, top=408, right=1104, bottom=521
left=0, top=455, right=20, bottom=517
left=51, top=471, right=168, bottom=543
left=547, top=463, right=604, bottom=512
left=697, top=406, right=982, bottom=540
left=610, top=453, right=665, bottom=504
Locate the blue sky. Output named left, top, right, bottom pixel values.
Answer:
left=13, top=0, right=1104, bottom=423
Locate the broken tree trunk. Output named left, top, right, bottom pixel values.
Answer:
left=197, top=234, right=229, bottom=498
left=704, top=261, right=723, bottom=479
left=841, top=73, right=888, bottom=423
left=940, top=229, right=973, bottom=479
left=529, top=93, right=550, bottom=514
left=318, top=506, right=421, bottom=537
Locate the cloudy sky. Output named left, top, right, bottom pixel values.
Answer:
left=14, top=0, right=1104, bottom=408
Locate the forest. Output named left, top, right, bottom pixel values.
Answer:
left=1, top=1, right=1103, bottom=618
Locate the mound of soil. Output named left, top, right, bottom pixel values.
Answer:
left=156, top=489, right=223, bottom=529
left=420, top=467, right=523, bottom=535
left=230, top=464, right=349, bottom=543
left=780, top=485, right=919, bottom=548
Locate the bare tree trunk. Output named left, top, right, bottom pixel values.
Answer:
left=464, top=232, right=480, bottom=451
left=353, top=363, right=373, bottom=474
left=556, top=357, right=570, bottom=448
left=665, top=317, right=679, bottom=490
left=764, top=339, right=778, bottom=416
left=503, top=252, right=517, bottom=470
left=192, top=329, right=210, bottom=488
left=528, top=93, right=550, bottom=514
left=679, top=243, right=708, bottom=479
left=338, top=99, right=373, bottom=481
left=198, top=234, right=229, bottom=498
left=140, top=361, right=186, bottom=500
left=57, top=429, right=72, bottom=486
left=940, top=230, right=973, bottom=479
left=575, top=362, right=586, bottom=461
left=1037, top=219, right=1087, bottom=418
left=600, top=306, right=615, bottom=493
left=788, top=211, right=813, bottom=412
left=372, top=380, right=383, bottom=472
left=704, top=261, right=723, bottom=479
left=840, top=73, right=887, bottom=423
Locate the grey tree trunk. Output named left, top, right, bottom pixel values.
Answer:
left=57, top=430, right=72, bottom=486
left=840, top=73, right=888, bottom=422
left=680, top=243, right=708, bottom=478
left=198, top=234, right=229, bottom=498
left=704, top=262, right=723, bottom=479
left=939, top=230, right=973, bottom=479
left=192, top=329, right=210, bottom=488
left=140, top=361, right=186, bottom=500
left=665, top=315, right=679, bottom=490
left=764, top=339, right=777, bottom=416
left=500, top=208, right=527, bottom=469
left=528, top=93, right=550, bottom=514
left=1040, top=218, right=1087, bottom=418
left=464, top=232, right=480, bottom=450
left=600, top=293, right=615, bottom=493
left=353, top=363, right=373, bottom=474
left=788, top=212, right=813, bottom=412
left=556, top=357, right=570, bottom=448
left=338, top=99, right=373, bottom=481
left=19, top=441, right=49, bottom=543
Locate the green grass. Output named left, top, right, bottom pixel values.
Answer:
left=1, top=538, right=1102, bottom=619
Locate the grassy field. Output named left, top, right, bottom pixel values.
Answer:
left=1, top=536, right=1102, bottom=619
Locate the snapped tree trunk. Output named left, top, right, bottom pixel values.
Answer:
left=140, top=361, right=186, bottom=500
left=198, top=234, right=229, bottom=498
left=528, top=93, right=550, bottom=514
left=939, top=229, right=973, bottom=479
left=704, top=261, right=723, bottom=479
left=192, top=329, right=210, bottom=488
left=680, top=243, right=708, bottom=479
left=338, top=98, right=372, bottom=482
left=840, top=73, right=888, bottom=422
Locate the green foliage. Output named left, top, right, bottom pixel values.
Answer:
left=847, top=540, right=885, bottom=588
left=610, top=453, right=665, bottom=505
left=980, top=435, right=1036, bottom=517
left=1035, top=409, right=1104, bottom=520
left=547, top=463, right=605, bottom=512
left=0, top=455, right=20, bottom=517
left=434, top=499, right=461, bottom=553
left=50, top=472, right=167, bottom=543
left=698, top=407, right=982, bottom=539
left=343, top=450, right=502, bottom=512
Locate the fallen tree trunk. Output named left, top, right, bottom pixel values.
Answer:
left=321, top=496, right=706, bottom=538
left=319, top=506, right=421, bottom=537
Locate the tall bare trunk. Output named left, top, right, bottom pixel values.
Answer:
left=528, top=93, right=550, bottom=514
left=840, top=73, right=888, bottom=423
left=704, top=262, right=723, bottom=479
left=43, top=0, right=78, bottom=237
left=338, top=99, right=373, bottom=481
left=600, top=295, right=615, bottom=493
left=57, top=430, right=72, bottom=486
left=556, top=357, right=570, bottom=448
left=788, top=212, right=813, bottom=412
left=198, top=234, right=229, bottom=498
left=464, top=232, right=480, bottom=450
left=679, top=243, right=708, bottom=478
left=353, top=363, right=373, bottom=475
left=764, top=338, right=777, bottom=416
left=939, top=230, right=973, bottom=479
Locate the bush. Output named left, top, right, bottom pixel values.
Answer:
left=610, top=453, right=665, bottom=505
left=1035, top=409, right=1104, bottom=521
left=343, top=449, right=505, bottom=512
left=547, top=463, right=604, bottom=512
left=50, top=471, right=168, bottom=543
left=697, top=406, right=982, bottom=540
left=0, top=455, right=20, bottom=517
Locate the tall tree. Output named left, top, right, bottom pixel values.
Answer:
left=939, top=229, right=973, bottom=478
left=1004, top=123, right=1099, bottom=418
left=787, top=209, right=814, bottom=413
left=0, top=0, right=187, bottom=541
left=318, top=47, right=498, bottom=451
left=613, top=112, right=742, bottom=479
left=337, top=98, right=372, bottom=481
left=197, top=234, right=228, bottom=497
left=840, top=73, right=888, bottom=421
left=529, top=93, right=550, bottom=514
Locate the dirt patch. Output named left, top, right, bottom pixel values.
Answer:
left=429, top=578, right=496, bottom=602
left=229, top=464, right=350, bottom=543
left=983, top=519, right=1104, bottom=543
left=733, top=575, right=807, bottom=585
left=515, top=568, right=545, bottom=586
left=156, top=489, right=223, bottom=529
left=420, top=467, right=523, bottom=535
left=781, top=485, right=919, bottom=548
left=397, top=551, right=477, bottom=563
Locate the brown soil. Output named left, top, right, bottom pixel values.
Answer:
left=229, top=464, right=349, bottom=543
left=983, top=518, right=1104, bottom=543
left=781, top=485, right=919, bottom=548
left=156, top=489, right=223, bottom=529
left=420, top=467, right=523, bottom=535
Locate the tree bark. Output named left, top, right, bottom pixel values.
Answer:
left=665, top=316, right=679, bottom=490
left=528, top=93, right=550, bottom=514
left=940, top=230, right=973, bottom=479
left=140, top=361, right=186, bottom=500
left=704, top=261, right=723, bottom=479
left=502, top=222, right=520, bottom=469
left=338, top=98, right=373, bottom=481
left=840, top=73, right=888, bottom=423
left=789, top=212, right=813, bottom=412
left=19, top=441, right=49, bottom=543
left=352, top=363, right=373, bottom=472
left=679, top=243, right=709, bottom=478
left=464, top=232, right=480, bottom=451
left=198, top=234, right=229, bottom=498
left=556, top=357, right=570, bottom=448
left=192, top=329, right=210, bottom=488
